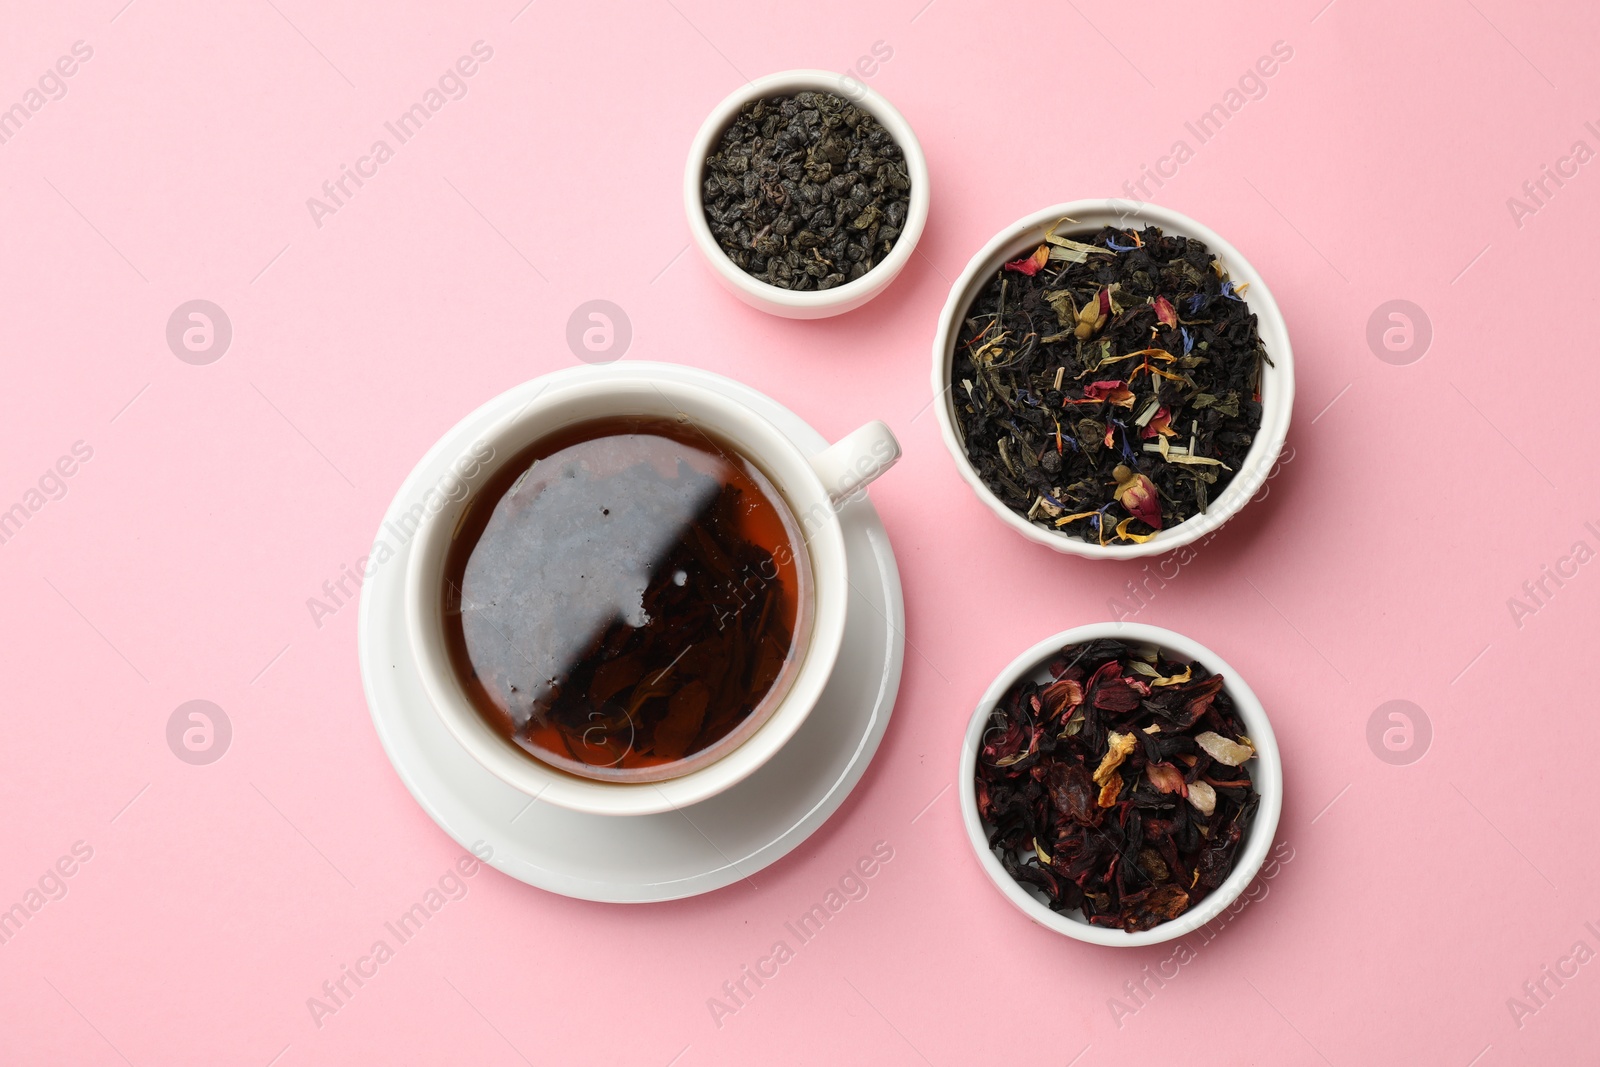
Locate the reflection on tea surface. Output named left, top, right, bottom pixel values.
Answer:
left=443, top=417, right=810, bottom=782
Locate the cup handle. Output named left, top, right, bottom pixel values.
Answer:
left=809, top=420, right=901, bottom=505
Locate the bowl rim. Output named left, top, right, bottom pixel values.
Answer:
left=401, top=370, right=852, bottom=817
left=682, top=68, right=931, bottom=314
left=930, top=200, right=1295, bottom=559
left=957, top=621, right=1284, bottom=947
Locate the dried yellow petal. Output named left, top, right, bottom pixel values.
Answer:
left=1093, top=731, right=1138, bottom=785
left=1115, top=517, right=1157, bottom=543
left=1151, top=664, right=1193, bottom=687
left=1097, top=771, right=1124, bottom=808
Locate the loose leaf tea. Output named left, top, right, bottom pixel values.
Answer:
left=442, top=417, right=811, bottom=782
left=950, top=224, right=1269, bottom=544
left=701, top=91, right=911, bottom=290
left=974, top=639, right=1259, bottom=932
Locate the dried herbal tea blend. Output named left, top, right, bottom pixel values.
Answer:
left=950, top=224, right=1270, bottom=545
left=701, top=91, right=911, bottom=290
left=974, top=639, right=1260, bottom=932
left=442, top=417, right=812, bottom=783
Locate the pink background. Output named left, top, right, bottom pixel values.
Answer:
left=2, top=0, right=1596, bottom=1062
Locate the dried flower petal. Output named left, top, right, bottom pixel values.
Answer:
left=1153, top=295, right=1178, bottom=328
left=1121, top=884, right=1189, bottom=931
left=1146, top=761, right=1188, bottom=796
left=1097, top=772, right=1124, bottom=808
left=1004, top=244, right=1050, bottom=275
left=1182, top=675, right=1226, bottom=722
left=1060, top=705, right=1086, bottom=737
left=1151, top=664, right=1193, bottom=687
left=1114, top=517, right=1157, bottom=543
left=1141, top=407, right=1176, bottom=439
left=1163, top=452, right=1233, bottom=469
left=1093, top=678, right=1142, bottom=711
left=1048, top=761, right=1099, bottom=824
left=1195, top=731, right=1256, bottom=766
left=1112, top=464, right=1162, bottom=529
left=1093, top=731, right=1137, bottom=784
left=1040, top=678, right=1085, bottom=719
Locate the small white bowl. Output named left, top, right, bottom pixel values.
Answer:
left=931, top=201, right=1294, bottom=559
left=958, top=622, right=1283, bottom=947
left=684, top=69, right=930, bottom=319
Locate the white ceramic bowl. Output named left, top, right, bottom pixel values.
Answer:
left=958, top=622, right=1283, bottom=947
left=403, top=365, right=900, bottom=817
left=931, top=201, right=1294, bottom=559
left=684, top=69, right=930, bottom=319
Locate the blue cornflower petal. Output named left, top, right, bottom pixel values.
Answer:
left=1181, top=326, right=1194, bottom=354
left=1105, top=235, right=1136, bottom=252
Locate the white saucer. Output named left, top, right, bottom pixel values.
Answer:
left=357, top=362, right=905, bottom=902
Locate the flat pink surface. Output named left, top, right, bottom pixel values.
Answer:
left=1, top=0, right=1595, bottom=1063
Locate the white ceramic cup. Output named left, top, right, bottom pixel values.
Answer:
left=958, top=622, right=1283, bottom=947
left=404, top=367, right=900, bottom=816
left=932, top=201, right=1295, bottom=559
left=684, top=69, right=930, bottom=319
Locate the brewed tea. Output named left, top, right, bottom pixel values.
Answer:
left=442, top=416, right=811, bottom=782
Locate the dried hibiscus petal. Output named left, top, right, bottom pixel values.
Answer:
left=1040, top=678, right=1084, bottom=719
left=1146, top=761, right=1188, bottom=796
left=1093, top=680, right=1141, bottom=712
left=1120, top=883, right=1190, bottom=932
left=1048, top=762, right=1100, bottom=826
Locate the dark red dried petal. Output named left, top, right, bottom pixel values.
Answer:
left=1093, top=680, right=1141, bottom=711
left=1120, top=884, right=1191, bottom=931
left=1047, top=762, right=1100, bottom=826
left=1040, top=678, right=1085, bottom=719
